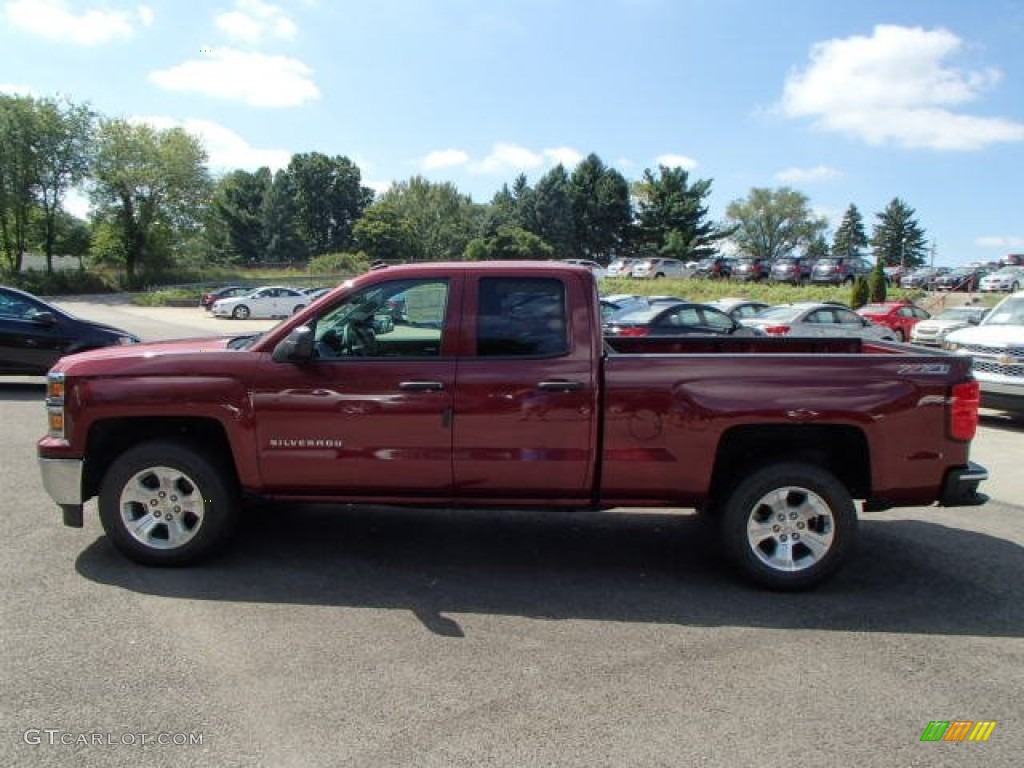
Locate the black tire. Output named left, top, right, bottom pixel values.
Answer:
left=719, top=462, right=857, bottom=590
left=98, top=440, right=239, bottom=566
left=293, top=304, right=306, bottom=315
left=1012, top=282, right=1020, bottom=293
left=895, top=329, right=905, bottom=342
left=232, top=305, right=250, bottom=320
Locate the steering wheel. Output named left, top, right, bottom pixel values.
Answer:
left=341, top=322, right=377, bottom=356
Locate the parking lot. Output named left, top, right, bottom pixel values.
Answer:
left=1, top=299, right=1022, bottom=767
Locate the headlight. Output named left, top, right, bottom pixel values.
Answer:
left=943, top=341, right=960, bottom=351
left=46, top=372, right=66, bottom=439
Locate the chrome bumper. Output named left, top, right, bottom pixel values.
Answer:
left=38, top=458, right=85, bottom=527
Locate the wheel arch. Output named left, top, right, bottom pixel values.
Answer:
left=707, top=424, right=870, bottom=511
left=83, top=416, right=240, bottom=501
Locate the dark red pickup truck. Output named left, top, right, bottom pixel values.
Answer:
left=37, top=262, right=988, bottom=589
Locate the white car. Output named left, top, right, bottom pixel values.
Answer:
left=630, top=257, right=689, bottom=279
left=944, top=292, right=1024, bottom=413
left=910, top=305, right=989, bottom=347
left=212, top=286, right=309, bottom=319
left=741, top=302, right=898, bottom=340
left=978, top=267, right=1024, bottom=293
left=559, top=259, right=606, bottom=280
left=606, top=258, right=637, bottom=278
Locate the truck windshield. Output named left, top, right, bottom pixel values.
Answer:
left=982, top=297, right=1024, bottom=326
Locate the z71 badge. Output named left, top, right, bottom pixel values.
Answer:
left=897, top=363, right=951, bottom=375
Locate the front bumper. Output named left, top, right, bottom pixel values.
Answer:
left=38, top=457, right=85, bottom=527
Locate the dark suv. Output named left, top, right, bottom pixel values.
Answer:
left=693, top=256, right=733, bottom=279
left=810, top=256, right=874, bottom=286
left=769, top=256, right=813, bottom=284
left=731, top=257, right=770, bottom=282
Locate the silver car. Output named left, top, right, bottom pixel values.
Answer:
left=741, top=302, right=898, bottom=340
left=978, top=267, right=1024, bottom=293
left=630, top=257, right=689, bottom=279
left=910, top=306, right=989, bottom=347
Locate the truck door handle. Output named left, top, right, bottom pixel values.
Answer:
left=537, top=380, right=583, bottom=392
left=399, top=381, right=445, bottom=392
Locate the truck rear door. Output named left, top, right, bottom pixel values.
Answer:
left=451, top=273, right=600, bottom=502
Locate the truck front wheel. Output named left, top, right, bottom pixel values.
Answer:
left=719, top=462, right=857, bottom=590
left=98, top=441, right=239, bottom=566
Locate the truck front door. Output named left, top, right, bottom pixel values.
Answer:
left=252, top=277, right=458, bottom=497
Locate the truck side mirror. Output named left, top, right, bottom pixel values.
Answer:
left=31, top=311, right=57, bottom=326
left=272, top=326, right=314, bottom=363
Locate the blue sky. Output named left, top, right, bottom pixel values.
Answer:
left=2, top=0, right=1023, bottom=266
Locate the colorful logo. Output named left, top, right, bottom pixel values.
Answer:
left=920, top=720, right=997, bottom=742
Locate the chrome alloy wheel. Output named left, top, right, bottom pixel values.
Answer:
left=745, top=486, right=835, bottom=573
left=119, top=466, right=205, bottom=550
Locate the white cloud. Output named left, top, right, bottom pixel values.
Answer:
left=63, top=188, right=91, bottom=219
left=3, top=0, right=149, bottom=45
left=775, top=165, right=842, bottom=184
left=781, top=25, right=1024, bottom=150
left=655, top=153, right=698, bottom=170
left=215, top=0, right=297, bottom=45
left=470, top=142, right=584, bottom=174
left=421, top=149, right=470, bottom=170
left=131, top=115, right=291, bottom=171
left=364, top=179, right=394, bottom=196
left=544, top=146, right=583, bottom=167
left=148, top=49, right=320, bottom=107
left=976, top=235, right=1024, bottom=249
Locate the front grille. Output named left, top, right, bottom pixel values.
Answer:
left=973, top=359, right=1024, bottom=378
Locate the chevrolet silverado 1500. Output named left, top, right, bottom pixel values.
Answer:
left=38, top=262, right=988, bottom=589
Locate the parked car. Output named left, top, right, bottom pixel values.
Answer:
left=600, top=294, right=689, bottom=321
left=0, top=285, right=139, bottom=375
left=900, top=267, right=945, bottom=290
left=933, top=267, right=987, bottom=292
left=769, top=256, right=813, bottom=284
left=1001, top=254, right=1024, bottom=267
left=692, top=256, right=733, bottom=279
left=630, top=257, right=689, bottom=279
left=855, top=301, right=931, bottom=342
left=559, top=259, right=606, bottom=280
left=211, top=286, right=309, bottom=319
left=944, top=291, right=1024, bottom=413
left=910, top=305, right=989, bottom=347
left=603, top=301, right=759, bottom=338
left=810, top=256, right=874, bottom=286
left=706, top=298, right=771, bottom=321
left=979, top=266, right=1024, bottom=293
left=199, top=285, right=248, bottom=311
left=741, top=302, right=899, bottom=340
left=605, top=258, right=638, bottom=278
left=731, top=257, right=770, bottom=282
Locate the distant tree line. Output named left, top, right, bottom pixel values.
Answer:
left=0, top=93, right=932, bottom=290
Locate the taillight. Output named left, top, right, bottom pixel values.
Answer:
left=950, top=380, right=980, bottom=441
left=617, top=327, right=649, bottom=337
left=763, top=325, right=790, bottom=336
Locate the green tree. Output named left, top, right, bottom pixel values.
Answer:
left=376, top=176, right=484, bottom=261
left=211, top=167, right=272, bottom=263
left=531, top=165, right=575, bottom=256
left=31, top=97, right=96, bottom=273
left=568, top=153, right=632, bottom=263
left=352, top=203, right=422, bottom=263
left=806, top=233, right=831, bottom=261
left=89, top=119, right=211, bottom=287
left=464, top=225, right=554, bottom=261
left=869, top=258, right=888, bottom=303
left=0, top=94, right=40, bottom=273
left=871, top=198, right=928, bottom=269
left=287, top=152, right=373, bottom=256
left=633, top=165, right=721, bottom=261
left=851, top=276, right=870, bottom=308
left=260, top=169, right=305, bottom=263
left=725, top=187, right=828, bottom=261
left=831, top=204, right=868, bottom=259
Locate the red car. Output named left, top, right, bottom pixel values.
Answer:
left=856, top=301, right=930, bottom=342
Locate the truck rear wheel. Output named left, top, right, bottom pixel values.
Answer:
left=98, top=441, right=239, bottom=566
left=719, top=462, right=857, bottom=590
